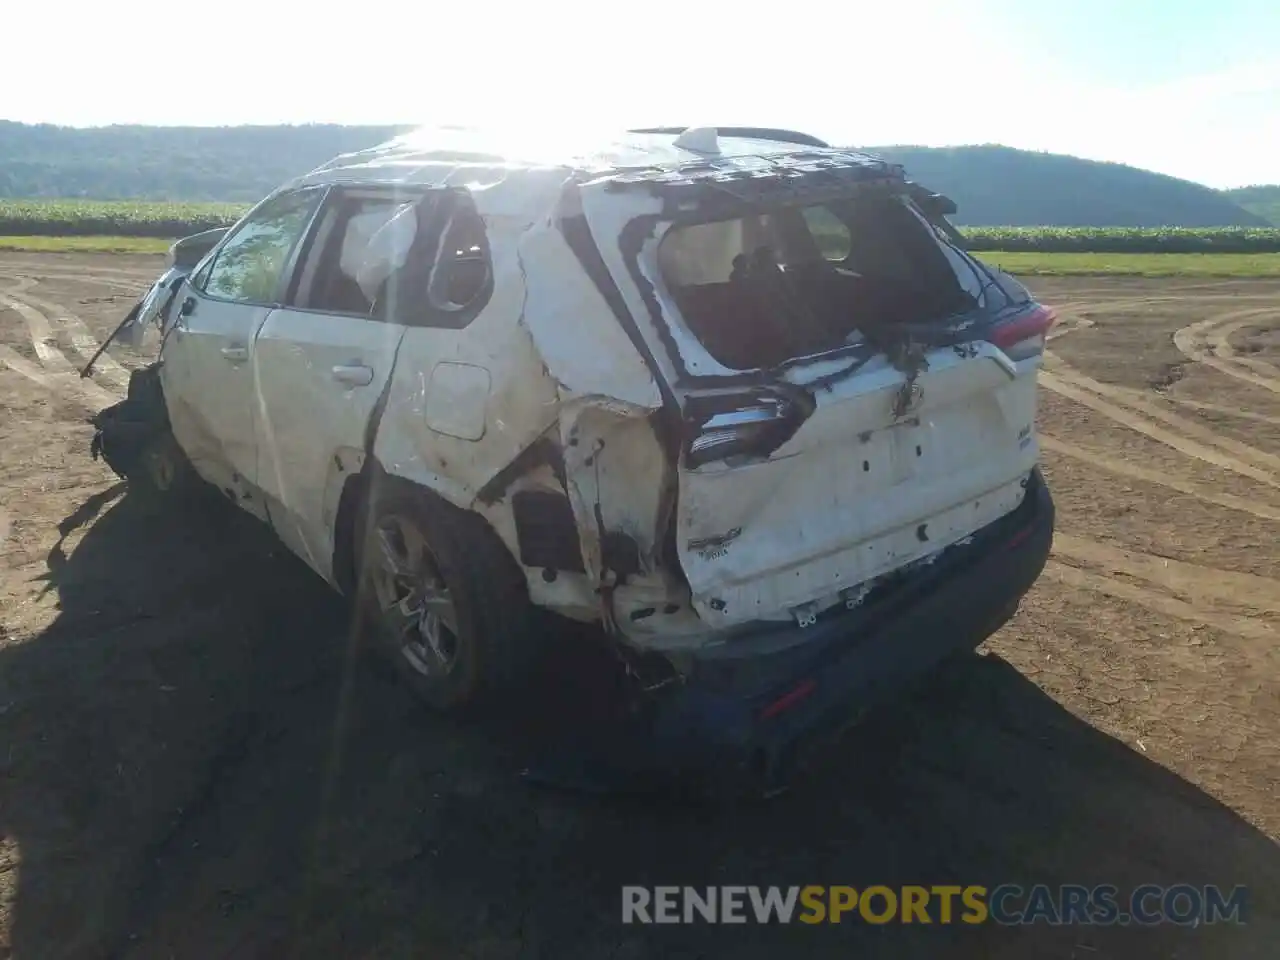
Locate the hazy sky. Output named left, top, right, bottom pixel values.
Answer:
left=5, top=0, right=1278, bottom=187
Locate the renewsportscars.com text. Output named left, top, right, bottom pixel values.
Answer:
left=621, top=884, right=1248, bottom=926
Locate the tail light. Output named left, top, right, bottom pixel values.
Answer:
left=684, top=392, right=807, bottom=469
left=988, top=304, right=1057, bottom=361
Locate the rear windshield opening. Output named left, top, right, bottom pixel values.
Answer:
left=657, top=195, right=972, bottom=370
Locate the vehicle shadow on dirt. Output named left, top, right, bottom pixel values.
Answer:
left=2, top=489, right=1278, bottom=960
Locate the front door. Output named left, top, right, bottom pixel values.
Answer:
left=161, top=188, right=325, bottom=510
left=252, top=190, right=424, bottom=579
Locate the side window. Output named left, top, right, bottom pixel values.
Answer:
left=426, top=194, right=492, bottom=314
left=297, top=196, right=421, bottom=316
left=801, top=206, right=852, bottom=262
left=290, top=188, right=492, bottom=327
left=200, top=190, right=322, bottom=304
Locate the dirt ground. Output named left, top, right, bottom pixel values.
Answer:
left=1, top=254, right=1277, bottom=959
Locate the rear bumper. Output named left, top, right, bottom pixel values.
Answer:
left=646, top=467, right=1055, bottom=794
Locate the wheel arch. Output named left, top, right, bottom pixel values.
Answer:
left=330, top=455, right=527, bottom=600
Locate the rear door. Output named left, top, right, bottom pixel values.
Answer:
left=161, top=187, right=324, bottom=508
left=577, top=175, right=1048, bottom=628
left=252, top=188, right=428, bottom=579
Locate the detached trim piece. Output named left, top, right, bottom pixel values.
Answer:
left=627, top=126, right=832, bottom=148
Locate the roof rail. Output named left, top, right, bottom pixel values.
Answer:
left=628, top=126, right=831, bottom=148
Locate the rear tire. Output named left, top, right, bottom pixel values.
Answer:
left=354, top=475, right=537, bottom=712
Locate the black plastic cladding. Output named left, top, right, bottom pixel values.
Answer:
left=511, top=489, right=587, bottom=573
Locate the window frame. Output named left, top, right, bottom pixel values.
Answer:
left=283, top=184, right=433, bottom=323
left=191, top=186, right=329, bottom=307
left=279, top=184, right=495, bottom=330
left=422, top=191, right=494, bottom=320
left=799, top=204, right=853, bottom=263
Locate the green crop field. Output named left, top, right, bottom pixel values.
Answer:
left=975, top=251, right=1280, bottom=277
left=960, top=226, right=1280, bottom=254
left=0, top=200, right=246, bottom=238
left=0, top=236, right=174, bottom=254
left=7, top=200, right=1280, bottom=262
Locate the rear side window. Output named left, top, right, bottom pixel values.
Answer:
left=290, top=189, right=492, bottom=327
left=200, top=189, right=322, bottom=303
left=801, top=206, right=852, bottom=261
left=296, top=196, right=420, bottom=316
left=426, top=196, right=491, bottom=313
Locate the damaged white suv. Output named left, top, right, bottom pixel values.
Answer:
left=90, top=125, right=1055, bottom=787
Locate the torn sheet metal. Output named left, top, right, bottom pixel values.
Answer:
left=370, top=190, right=563, bottom=507
left=516, top=219, right=662, bottom=410
left=81, top=266, right=185, bottom=376
left=555, top=399, right=666, bottom=584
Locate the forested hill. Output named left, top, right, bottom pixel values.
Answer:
left=863, top=145, right=1266, bottom=227
left=0, top=122, right=1267, bottom=227
left=1223, top=185, right=1280, bottom=226
left=0, top=122, right=403, bottom=202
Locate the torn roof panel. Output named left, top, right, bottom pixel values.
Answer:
left=288, top=125, right=898, bottom=195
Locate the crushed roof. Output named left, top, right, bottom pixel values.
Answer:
left=290, top=125, right=898, bottom=190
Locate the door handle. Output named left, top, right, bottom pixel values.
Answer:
left=220, top=345, right=249, bottom=362
left=332, top=364, right=374, bottom=387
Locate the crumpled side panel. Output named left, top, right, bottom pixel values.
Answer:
left=516, top=220, right=662, bottom=411
left=372, top=232, right=561, bottom=509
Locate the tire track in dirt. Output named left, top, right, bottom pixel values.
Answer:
left=1038, top=369, right=1279, bottom=488
left=1052, top=533, right=1280, bottom=615
left=1209, top=317, right=1280, bottom=379
left=1045, top=293, right=1280, bottom=327
left=1038, top=435, right=1280, bottom=521
left=1174, top=308, right=1280, bottom=395
left=0, top=285, right=121, bottom=409
left=1, top=285, right=132, bottom=390
left=0, top=344, right=55, bottom=388
left=1149, top=397, right=1280, bottom=428
left=1045, top=305, right=1280, bottom=427
left=1040, top=290, right=1280, bottom=650
left=0, top=344, right=118, bottom=410
left=1043, top=560, right=1278, bottom=647
left=1042, top=354, right=1280, bottom=474
left=1044, top=308, right=1094, bottom=341
left=0, top=289, right=72, bottom=372
left=0, top=343, right=117, bottom=410
left=12, top=270, right=144, bottom=292
left=6, top=262, right=157, bottom=283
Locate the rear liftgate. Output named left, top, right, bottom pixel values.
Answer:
left=569, top=154, right=1054, bottom=636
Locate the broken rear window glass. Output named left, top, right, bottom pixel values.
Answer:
left=657, top=196, right=972, bottom=370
